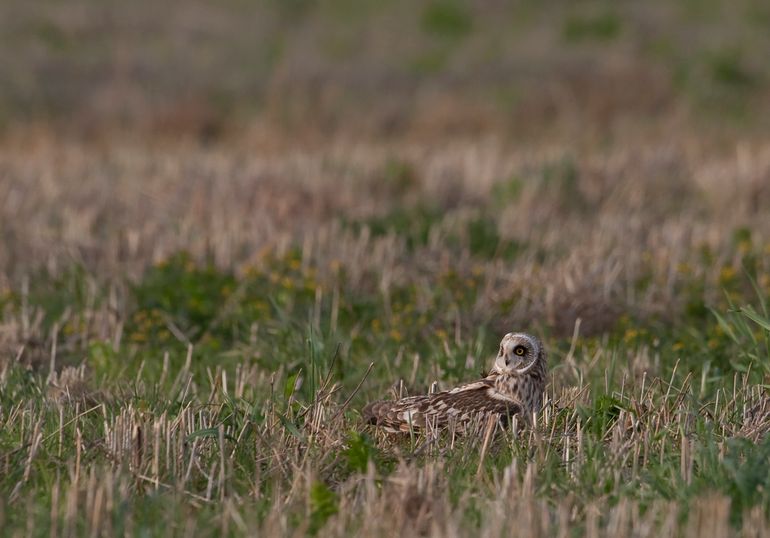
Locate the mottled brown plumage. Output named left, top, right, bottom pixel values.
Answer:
left=363, top=332, right=547, bottom=433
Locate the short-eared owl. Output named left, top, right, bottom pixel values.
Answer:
left=363, top=332, right=547, bottom=433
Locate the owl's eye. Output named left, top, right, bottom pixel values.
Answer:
left=513, top=346, right=526, bottom=356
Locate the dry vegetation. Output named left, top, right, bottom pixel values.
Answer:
left=2, top=137, right=770, bottom=537
left=3, top=1, right=770, bottom=536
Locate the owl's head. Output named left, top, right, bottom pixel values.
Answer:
left=492, top=332, right=545, bottom=376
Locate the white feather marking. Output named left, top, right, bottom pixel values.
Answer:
left=487, top=388, right=517, bottom=402
left=515, top=358, right=538, bottom=375
left=448, top=381, right=488, bottom=394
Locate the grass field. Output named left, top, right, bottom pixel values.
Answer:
left=3, top=1, right=770, bottom=537
left=2, top=139, right=770, bottom=536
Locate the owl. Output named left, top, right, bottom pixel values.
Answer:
left=363, top=332, right=547, bottom=433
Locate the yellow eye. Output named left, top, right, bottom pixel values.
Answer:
left=514, top=346, right=526, bottom=356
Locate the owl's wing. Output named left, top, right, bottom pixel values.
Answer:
left=362, top=378, right=521, bottom=433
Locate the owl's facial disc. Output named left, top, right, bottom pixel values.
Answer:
left=495, top=333, right=540, bottom=375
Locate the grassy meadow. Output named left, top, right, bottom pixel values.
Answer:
left=3, top=1, right=770, bottom=537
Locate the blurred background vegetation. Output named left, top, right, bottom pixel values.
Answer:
left=2, top=0, right=769, bottom=143
left=4, top=3, right=770, bottom=535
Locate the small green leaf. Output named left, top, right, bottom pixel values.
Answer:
left=711, top=308, right=738, bottom=343
left=309, top=481, right=338, bottom=534
left=742, top=307, right=770, bottom=332
left=344, top=431, right=374, bottom=474
left=277, top=412, right=305, bottom=442
left=284, top=371, right=302, bottom=401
